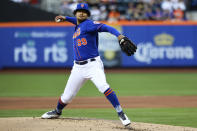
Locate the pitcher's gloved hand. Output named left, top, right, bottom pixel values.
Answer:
left=119, top=37, right=137, bottom=56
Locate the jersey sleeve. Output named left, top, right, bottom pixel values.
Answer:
left=86, top=21, right=105, bottom=32
left=65, top=16, right=77, bottom=25
left=98, top=24, right=121, bottom=37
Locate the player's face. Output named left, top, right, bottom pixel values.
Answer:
left=75, top=10, right=88, bottom=22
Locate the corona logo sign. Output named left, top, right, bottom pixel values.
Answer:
left=154, top=33, right=174, bottom=46
left=134, top=33, right=194, bottom=64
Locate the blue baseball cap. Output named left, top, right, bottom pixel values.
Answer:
left=73, top=3, right=91, bottom=16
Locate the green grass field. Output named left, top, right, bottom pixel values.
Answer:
left=0, top=72, right=197, bottom=128
left=0, top=73, right=197, bottom=97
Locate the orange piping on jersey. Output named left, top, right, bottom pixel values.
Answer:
left=73, top=44, right=79, bottom=60
left=75, top=43, right=82, bottom=60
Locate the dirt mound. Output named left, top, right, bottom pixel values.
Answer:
left=0, top=117, right=196, bottom=131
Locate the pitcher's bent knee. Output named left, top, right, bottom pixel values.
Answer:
left=97, top=84, right=109, bottom=93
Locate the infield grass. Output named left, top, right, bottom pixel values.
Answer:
left=0, top=73, right=197, bottom=97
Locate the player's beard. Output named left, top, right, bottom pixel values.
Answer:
left=77, top=15, right=87, bottom=23
left=78, top=18, right=86, bottom=23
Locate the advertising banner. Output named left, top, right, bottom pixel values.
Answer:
left=0, top=23, right=197, bottom=68
left=122, top=25, right=197, bottom=67
left=0, top=26, right=74, bottom=68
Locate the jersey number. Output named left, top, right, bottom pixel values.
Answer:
left=77, top=38, right=87, bottom=46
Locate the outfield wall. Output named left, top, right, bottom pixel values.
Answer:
left=0, top=21, right=197, bottom=69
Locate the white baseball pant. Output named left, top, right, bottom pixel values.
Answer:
left=60, top=56, right=109, bottom=104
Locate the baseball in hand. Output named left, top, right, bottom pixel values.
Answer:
left=56, top=19, right=61, bottom=22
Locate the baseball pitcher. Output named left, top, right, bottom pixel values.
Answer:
left=41, top=3, right=137, bottom=126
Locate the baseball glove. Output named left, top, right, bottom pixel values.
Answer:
left=119, top=37, right=137, bottom=56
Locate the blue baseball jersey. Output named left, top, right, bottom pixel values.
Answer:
left=66, top=16, right=121, bottom=61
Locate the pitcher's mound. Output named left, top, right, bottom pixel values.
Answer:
left=0, top=117, right=196, bottom=131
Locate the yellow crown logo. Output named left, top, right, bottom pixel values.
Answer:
left=154, top=33, right=174, bottom=46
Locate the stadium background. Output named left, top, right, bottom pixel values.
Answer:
left=0, top=0, right=197, bottom=131
left=0, top=0, right=197, bottom=69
